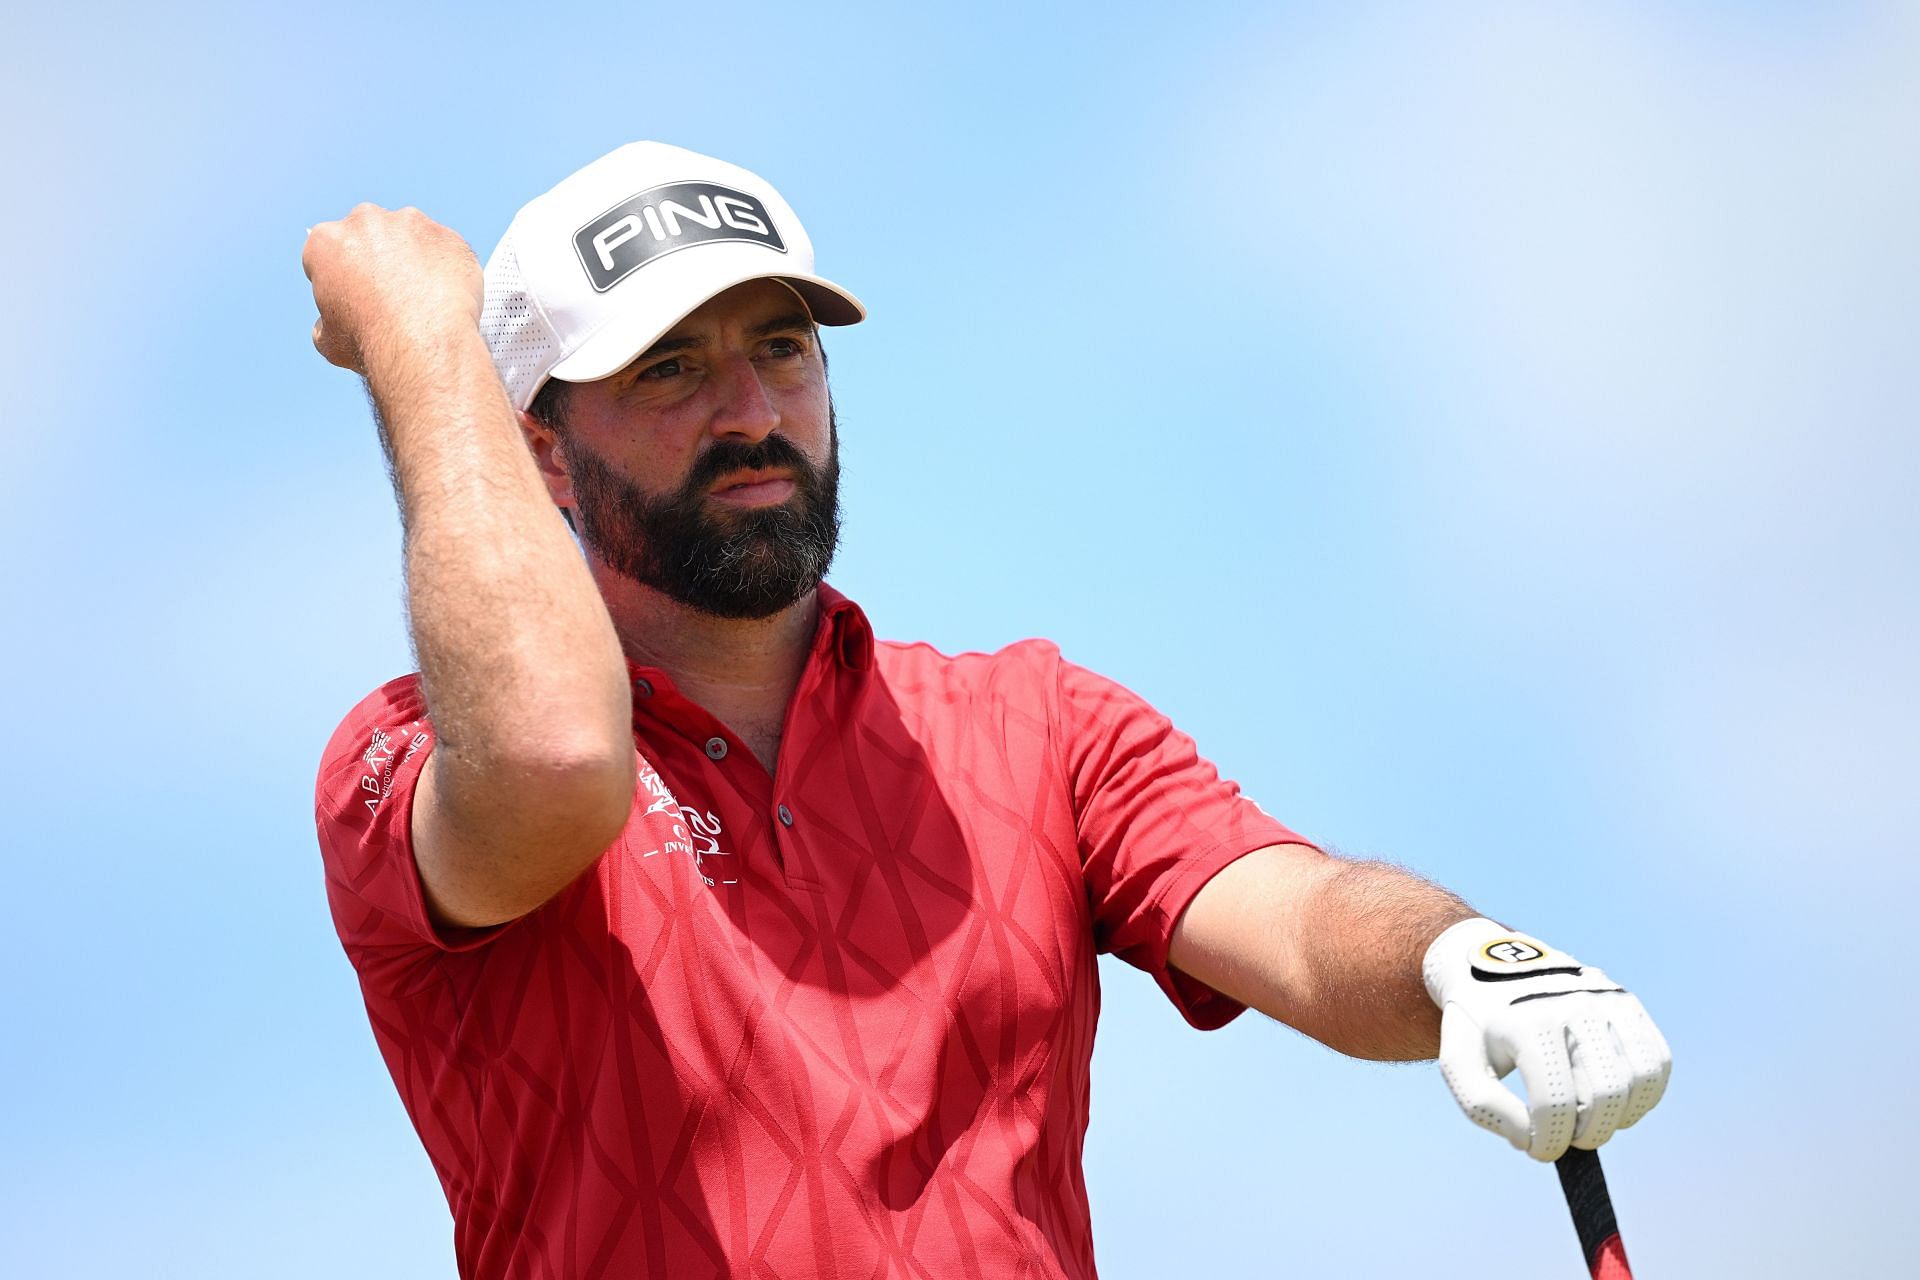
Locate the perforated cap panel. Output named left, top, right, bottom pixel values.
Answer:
left=479, top=236, right=560, bottom=410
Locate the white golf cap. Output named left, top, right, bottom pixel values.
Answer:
left=479, top=141, right=866, bottom=411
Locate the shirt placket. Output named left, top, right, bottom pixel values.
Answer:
left=765, top=653, right=837, bottom=894
left=630, top=668, right=818, bottom=891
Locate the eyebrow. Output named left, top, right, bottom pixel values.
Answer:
left=634, top=312, right=817, bottom=363
left=750, top=312, right=816, bottom=339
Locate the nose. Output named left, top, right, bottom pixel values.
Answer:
left=706, top=352, right=780, bottom=443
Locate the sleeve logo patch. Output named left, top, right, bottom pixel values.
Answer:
left=358, top=723, right=430, bottom=815
left=574, top=181, right=786, bottom=292
left=1482, top=939, right=1545, bottom=964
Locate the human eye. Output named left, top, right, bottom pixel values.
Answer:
left=636, top=356, right=685, bottom=381
left=761, top=335, right=808, bottom=360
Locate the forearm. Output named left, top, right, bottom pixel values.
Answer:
left=1171, top=846, right=1476, bottom=1061
left=365, top=326, right=630, bottom=784
left=1283, top=857, right=1475, bottom=1059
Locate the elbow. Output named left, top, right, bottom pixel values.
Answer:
left=501, top=739, right=635, bottom=848
left=440, top=727, right=635, bottom=856
left=419, top=741, right=635, bottom=929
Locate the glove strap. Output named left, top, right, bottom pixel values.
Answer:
left=1421, top=916, right=1566, bottom=1005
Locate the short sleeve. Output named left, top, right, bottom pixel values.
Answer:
left=1058, top=659, right=1314, bottom=1030
left=314, top=675, right=507, bottom=995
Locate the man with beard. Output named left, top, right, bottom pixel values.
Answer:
left=305, top=143, right=1671, bottom=1280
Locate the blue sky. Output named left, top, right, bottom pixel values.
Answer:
left=3, top=2, right=1913, bottom=1275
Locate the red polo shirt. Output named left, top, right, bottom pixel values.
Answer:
left=317, top=587, right=1307, bottom=1280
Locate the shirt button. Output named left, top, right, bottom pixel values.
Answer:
left=704, top=737, right=729, bottom=760
left=777, top=804, right=794, bottom=827
left=633, top=677, right=653, bottom=698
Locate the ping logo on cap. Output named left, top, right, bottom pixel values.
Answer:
left=574, top=181, right=786, bottom=292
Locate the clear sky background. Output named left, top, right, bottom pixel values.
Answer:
left=3, top=2, right=1913, bottom=1276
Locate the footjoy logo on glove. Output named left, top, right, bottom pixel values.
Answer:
left=574, top=181, right=786, bottom=292
left=1482, top=939, right=1546, bottom=964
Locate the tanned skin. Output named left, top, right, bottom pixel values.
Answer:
left=1171, top=847, right=1474, bottom=1060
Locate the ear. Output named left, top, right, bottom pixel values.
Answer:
left=518, top=409, right=577, bottom=514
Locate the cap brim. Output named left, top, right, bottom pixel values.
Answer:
left=547, top=266, right=864, bottom=387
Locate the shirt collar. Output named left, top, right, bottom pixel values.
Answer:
left=813, top=582, right=875, bottom=671
left=621, top=583, right=874, bottom=693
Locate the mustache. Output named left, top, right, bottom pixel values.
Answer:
left=684, top=433, right=820, bottom=495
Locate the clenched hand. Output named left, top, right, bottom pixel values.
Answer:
left=302, top=204, right=484, bottom=375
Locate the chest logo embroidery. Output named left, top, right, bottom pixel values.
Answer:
left=637, top=761, right=738, bottom=887
left=683, top=807, right=737, bottom=887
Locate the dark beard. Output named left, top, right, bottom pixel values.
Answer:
left=566, top=418, right=841, bottom=620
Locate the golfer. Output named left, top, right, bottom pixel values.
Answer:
left=305, top=141, right=1670, bottom=1279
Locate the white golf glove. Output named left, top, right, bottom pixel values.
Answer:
left=1422, top=917, right=1671, bottom=1162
